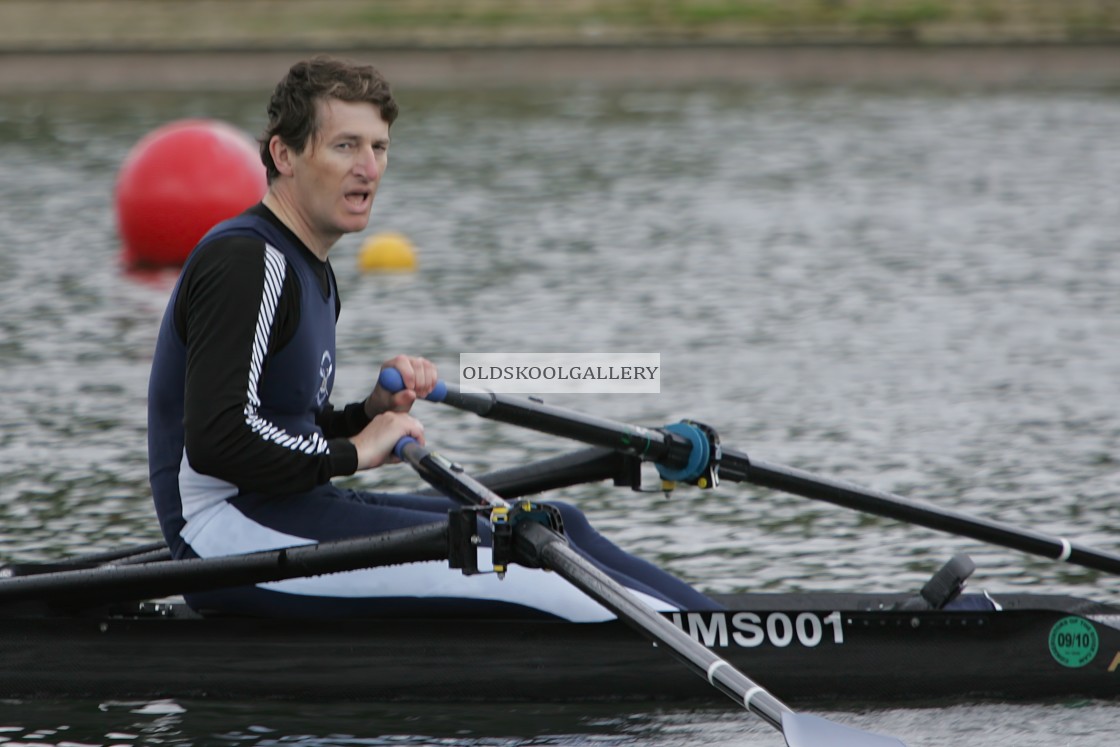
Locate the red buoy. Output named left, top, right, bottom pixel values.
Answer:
left=115, top=119, right=266, bottom=267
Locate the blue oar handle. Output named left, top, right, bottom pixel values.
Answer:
left=393, top=435, right=421, bottom=461
left=378, top=368, right=447, bottom=402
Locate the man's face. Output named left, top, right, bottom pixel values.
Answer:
left=286, top=98, right=389, bottom=249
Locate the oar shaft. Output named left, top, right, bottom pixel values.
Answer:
left=425, top=381, right=1120, bottom=576
left=0, top=522, right=449, bottom=607
left=395, top=437, right=907, bottom=744
left=444, top=384, right=695, bottom=466
left=378, top=372, right=693, bottom=468
left=522, top=520, right=789, bottom=729
left=65, top=541, right=171, bottom=565
left=392, top=437, right=793, bottom=731
left=416, top=447, right=637, bottom=499
left=730, top=452, right=1120, bottom=575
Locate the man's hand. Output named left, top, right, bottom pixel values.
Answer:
left=350, top=410, right=425, bottom=470
left=364, top=355, right=438, bottom=418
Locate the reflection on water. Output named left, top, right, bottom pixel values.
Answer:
left=0, top=698, right=1118, bottom=747
left=1, top=82, right=1120, bottom=744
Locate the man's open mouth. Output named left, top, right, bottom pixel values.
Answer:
left=345, top=189, right=372, bottom=209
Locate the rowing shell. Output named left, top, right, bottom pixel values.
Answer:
left=2, top=590, right=1115, bottom=703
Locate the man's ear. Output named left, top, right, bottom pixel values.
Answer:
left=269, top=135, right=295, bottom=177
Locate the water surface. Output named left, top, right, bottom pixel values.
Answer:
left=1, top=81, right=1118, bottom=744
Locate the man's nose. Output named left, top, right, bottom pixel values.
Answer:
left=355, top=147, right=380, bottom=179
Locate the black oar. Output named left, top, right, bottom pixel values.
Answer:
left=716, top=453, right=1120, bottom=574
left=50, top=448, right=629, bottom=576
left=415, top=446, right=637, bottom=499
left=0, top=521, right=449, bottom=607
left=66, top=540, right=172, bottom=565
left=380, top=370, right=1120, bottom=576
left=392, top=435, right=907, bottom=747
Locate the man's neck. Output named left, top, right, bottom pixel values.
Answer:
left=261, top=190, right=337, bottom=261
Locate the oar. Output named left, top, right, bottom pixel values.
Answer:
left=66, top=540, right=172, bottom=565
left=380, top=370, right=1120, bottom=576
left=414, top=446, right=638, bottom=499
left=47, top=450, right=628, bottom=575
left=0, top=521, right=449, bottom=607
left=392, top=435, right=907, bottom=747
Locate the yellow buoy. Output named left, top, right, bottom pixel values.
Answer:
left=358, top=232, right=417, bottom=272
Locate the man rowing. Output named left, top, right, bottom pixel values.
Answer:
left=147, top=55, right=721, bottom=620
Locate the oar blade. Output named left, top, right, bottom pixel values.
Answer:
left=782, top=713, right=908, bottom=747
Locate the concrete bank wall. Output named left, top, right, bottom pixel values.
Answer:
left=3, top=44, right=1120, bottom=93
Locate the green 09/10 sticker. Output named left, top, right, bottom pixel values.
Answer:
left=1049, top=616, right=1099, bottom=668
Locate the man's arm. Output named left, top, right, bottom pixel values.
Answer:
left=177, top=238, right=358, bottom=493
left=316, top=401, right=372, bottom=439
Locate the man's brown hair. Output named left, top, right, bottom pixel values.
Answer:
left=260, top=56, right=399, bottom=183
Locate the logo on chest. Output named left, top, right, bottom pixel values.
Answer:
left=317, top=350, right=334, bottom=406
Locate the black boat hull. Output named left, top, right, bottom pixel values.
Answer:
left=2, top=592, right=1117, bottom=704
